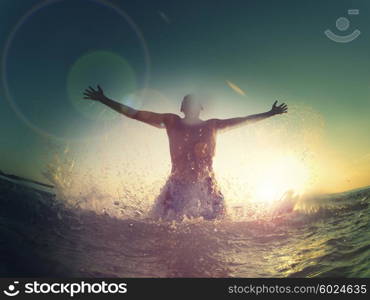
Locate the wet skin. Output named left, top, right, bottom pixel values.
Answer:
left=165, top=116, right=217, bottom=182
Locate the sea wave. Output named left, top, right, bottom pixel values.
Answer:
left=0, top=177, right=369, bottom=277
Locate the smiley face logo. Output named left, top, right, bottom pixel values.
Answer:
left=3, top=282, right=20, bottom=297
left=325, top=9, right=360, bottom=43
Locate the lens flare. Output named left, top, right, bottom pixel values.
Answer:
left=2, top=0, right=150, bottom=142
left=226, top=80, right=246, bottom=96
left=67, top=51, right=136, bottom=121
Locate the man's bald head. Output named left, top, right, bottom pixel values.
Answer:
left=180, top=94, right=203, bottom=118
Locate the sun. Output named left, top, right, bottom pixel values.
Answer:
left=252, top=155, right=309, bottom=203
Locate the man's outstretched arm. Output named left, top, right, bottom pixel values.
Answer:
left=83, top=85, right=175, bottom=128
left=214, top=101, right=287, bottom=131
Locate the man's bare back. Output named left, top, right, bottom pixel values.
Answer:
left=83, top=87, right=288, bottom=220
left=165, top=115, right=217, bottom=182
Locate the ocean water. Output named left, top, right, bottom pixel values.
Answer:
left=0, top=176, right=369, bottom=277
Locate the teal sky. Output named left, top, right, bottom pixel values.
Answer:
left=0, top=0, right=369, bottom=189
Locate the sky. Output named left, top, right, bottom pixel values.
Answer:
left=0, top=0, right=369, bottom=201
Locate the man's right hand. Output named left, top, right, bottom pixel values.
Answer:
left=83, top=85, right=106, bottom=102
left=82, top=84, right=176, bottom=129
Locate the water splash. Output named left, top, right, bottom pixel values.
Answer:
left=41, top=103, right=328, bottom=222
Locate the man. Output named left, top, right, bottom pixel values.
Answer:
left=83, top=86, right=288, bottom=220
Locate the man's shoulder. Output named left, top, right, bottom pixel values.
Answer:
left=205, top=118, right=220, bottom=126
left=163, top=113, right=180, bottom=121
left=163, top=113, right=181, bottom=126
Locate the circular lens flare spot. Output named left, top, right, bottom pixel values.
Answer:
left=67, top=51, right=136, bottom=121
